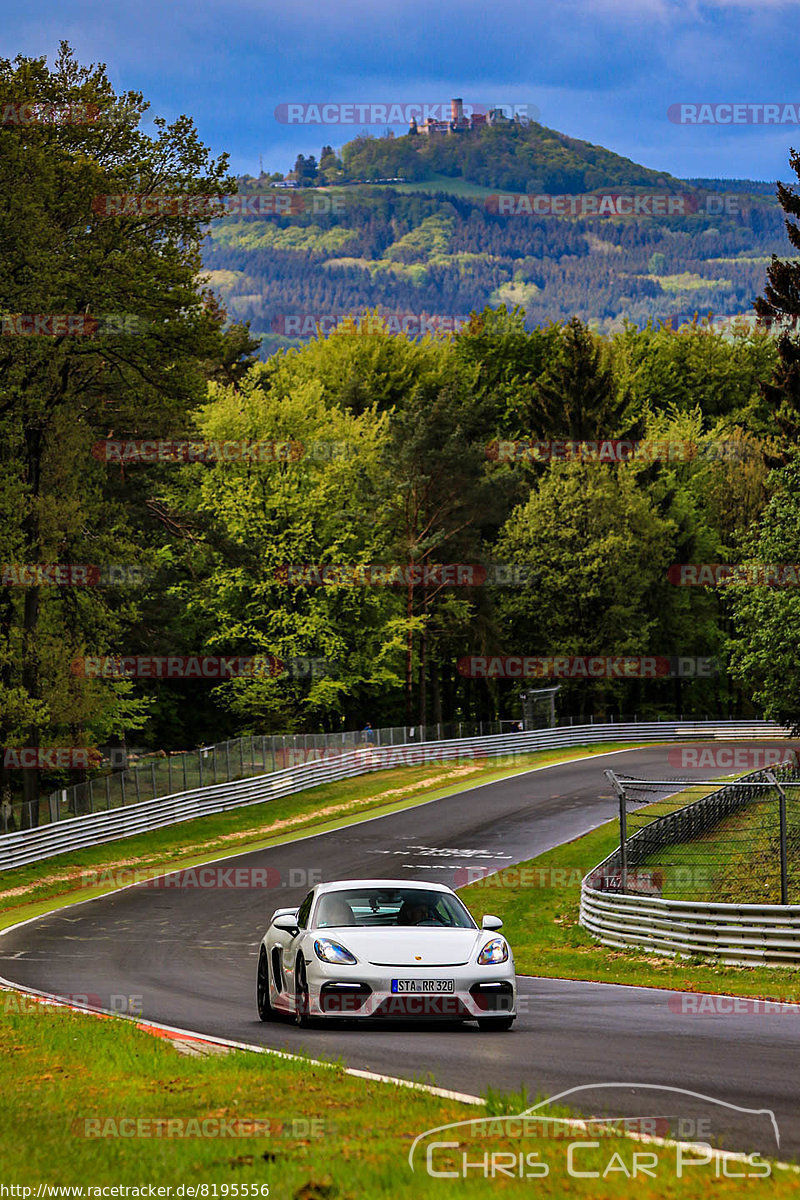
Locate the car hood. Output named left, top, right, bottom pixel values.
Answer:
left=315, top=927, right=489, bottom=967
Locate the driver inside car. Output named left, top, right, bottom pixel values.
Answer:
left=397, top=898, right=436, bottom=925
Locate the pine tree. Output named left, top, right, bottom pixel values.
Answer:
left=755, top=148, right=800, bottom=443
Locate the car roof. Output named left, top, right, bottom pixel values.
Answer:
left=314, top=879, right=456, bottom=895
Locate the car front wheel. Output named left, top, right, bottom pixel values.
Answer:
left=295, top=955, right=311, bottom=1027
left=257, top=947, right=273, bottom=1021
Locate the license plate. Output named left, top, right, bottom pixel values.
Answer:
left=391, top=979, right=455, bottom=993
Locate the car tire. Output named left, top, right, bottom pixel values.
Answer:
left=477, top=1016, right=515, bottom=1031
left=295, top=955, right=312, bottom=1027
left=257, top=947, right=274, bottom=1021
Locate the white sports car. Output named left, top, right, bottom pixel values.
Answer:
left=256, top=878, right=516, bottom=1030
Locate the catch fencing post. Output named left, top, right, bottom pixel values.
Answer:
left=766, top=770, right=789, bottom=905
left=606, top=769, right=627, bottom=893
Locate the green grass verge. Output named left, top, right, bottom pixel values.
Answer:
left=458, top=821, right=800, bottom=1002
left=0, top=993, right=793, bottom=1194
left=0, top=743, right=642, bottom=933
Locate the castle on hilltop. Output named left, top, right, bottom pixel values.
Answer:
left=409, top=98, right=515, bottom=136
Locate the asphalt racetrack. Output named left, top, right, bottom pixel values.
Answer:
left=2, top=743, right=797, bottom=1160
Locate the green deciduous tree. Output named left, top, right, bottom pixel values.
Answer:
left=0, top=43, right=239, bottom=817
left=164, top=360, right=397, bottom=733
left=728, top=460, right=800, bottom=727
left=495, top=462, right=674, bottom=717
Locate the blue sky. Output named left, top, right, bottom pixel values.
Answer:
left=6, top=0, right=800, bottom=181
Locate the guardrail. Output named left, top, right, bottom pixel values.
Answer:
left=0, top=719, right=790, bottom=872
left=19, top=715, right=784, bottom=835
left=580, top=887, right=800, bottom=966
left=580, top=755, right=800, bottom=965
left=31, top=721, right=521, bottom=835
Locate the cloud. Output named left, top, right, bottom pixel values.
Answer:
left=2, top=0, right=798, bottom=180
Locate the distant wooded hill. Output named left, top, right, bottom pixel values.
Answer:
left=202, top=123, right=786, bottom=355
left=336, top=120, right=682, bottom=193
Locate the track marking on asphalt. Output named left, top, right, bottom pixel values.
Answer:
left=0, top=746, right=645, bottom=942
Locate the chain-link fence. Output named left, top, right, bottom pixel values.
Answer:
left=2, top=717, right=543, bottom=833
left=598, top=759, right=800, bottom=905
left=2, top=712, right=773, bottom=836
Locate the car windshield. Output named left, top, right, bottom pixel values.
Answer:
left=314, top=888, right=476, bottom=929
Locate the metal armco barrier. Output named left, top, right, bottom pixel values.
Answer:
left=580, top=753, right=800, bottom=965
left=580, top=887, right=800, bottom=966
left=0, top=719, right=790, bottom=872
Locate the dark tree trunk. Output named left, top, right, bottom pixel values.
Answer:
left=405, top=579, right=414, bottom=724
left=20, top=426, right=43, bottom=829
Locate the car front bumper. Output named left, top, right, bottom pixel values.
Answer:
left=305, top=959, right=517, bottom=1020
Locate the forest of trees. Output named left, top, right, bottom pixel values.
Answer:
left=4, top=47, right=800, bottom=816
left=205, top=184, right=785, bottom=355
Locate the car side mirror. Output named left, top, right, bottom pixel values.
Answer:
left=482, top=915, right=503, bottom=931
left=274, top=914, right=300, bottom=935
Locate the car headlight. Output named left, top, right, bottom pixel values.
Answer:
left=314, top=938, right=357, bottom=965
left=477, top=937, right=509, bottom=965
